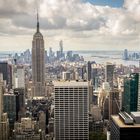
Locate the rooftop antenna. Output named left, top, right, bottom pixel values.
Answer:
left=37, top=8, right=39, bottom=32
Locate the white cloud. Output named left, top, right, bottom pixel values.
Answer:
left=0, top=0, right=140, bottom=51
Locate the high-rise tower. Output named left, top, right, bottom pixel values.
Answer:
left=0, top=73, right=4, bottom=121
left=122, top=73, right=139, bottom=113
left=32, top=13, right=45, bottom=97
left=54, top=81, right=89, bottom=140
left=105, top=63, right=114, bottom=89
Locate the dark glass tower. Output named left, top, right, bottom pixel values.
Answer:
left=122, top=73, right=139, bottom=113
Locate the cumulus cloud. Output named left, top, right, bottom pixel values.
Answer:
left=0, top=0, right=140, bottom=51
left=0, top=0, right=139, bottom=35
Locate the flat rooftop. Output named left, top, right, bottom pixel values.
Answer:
left=32, top=96, right=45, bottom=100
left=131, top=112, right=140, bottom=117
left=53, top=80, right=89, bottom=87
left=112, top=115, right=140, bottom=128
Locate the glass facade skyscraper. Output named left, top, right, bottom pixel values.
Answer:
left=122, top=73, right=139, bottom=113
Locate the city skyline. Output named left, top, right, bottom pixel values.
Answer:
left=0, top=0, right=140, bottom=51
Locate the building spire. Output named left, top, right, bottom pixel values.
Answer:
left=37, top=11, right=39, bottom=32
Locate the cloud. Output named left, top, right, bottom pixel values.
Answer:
left=0, top=0, right=139, bottom=35
left=0, top=0, right=140, bottom=51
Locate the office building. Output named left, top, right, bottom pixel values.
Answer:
left=109, top=89, right=120, bottom=121
left=59, top=40, right=64, bottom=58
left=62, top=71, right=71, bottom=81
left=105, top=63, right=114, bottom=89
left=66, top=51, right=73, bottom=61
left=87, top=61, right=91, bottom=81
left=0, top=62, right=12, bottom=89
left=91, top=66, right=98, bottom=87
left=56, top=51, right=61, bottom=59
left=59, top=40, right=63, bottom=54
left=3, top=94, right=17, bottom=128
left=0, top=74, right=9, bottom=139
left=0, top=73, right=3, bottom=121
left=14, top=65, right=25, bottom=88
left=103, top=97, right=109, bottom=120
left=122, top=73, right=139, bottom=113
left=54, top=81, right=89, bottom=140
left=81, top=65, right=86, bottom=80
left=0, top=113, right=9, bottom=140
left=14, top=88, right=25, bottom=121
left=13, top=117, right=44, bottom=140
left=123, top=49, right=128, bottom=60
left=32, top=13, right=45, bottom=97
left=39, top=111, right=46, bottom=133
left=111, top=112, right=140, bottom=140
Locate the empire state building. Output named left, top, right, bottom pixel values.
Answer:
left=32, top=14, right=45, bottom=97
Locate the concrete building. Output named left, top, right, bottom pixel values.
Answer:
left=59, top=40, right=64, bottom=58
left=54, top=81, right=89, bottom=140
left=91, top=66, right=98, bottom=87
left=14, top=88, right=25, bottom=121
left=0, top=73, right=9, bottom=140
left=87, top=61, right=91, bottom=81
left=105, top=63, right=114, bottom=89
left=32, top=13, right=45, bottom=97
left=0, top=73, right=3, bottom=121
left=0, top=62, right=12, bottom=89
left=0, top=113, right=9, bottom=140
left=109, top=89, right=120, bottom=121
left=13, top=117, right=44, bottom=140
left=98, top=82, right=110, bottom=109
left=103, top=97, right=109, bottom=120
left=14, top=65, right=25, bottom=88
left=62, top=71, right=71, bottom=81
left=39, top=111, right=46, bottom=133
left=0, top=74, right=9, bottom=140
left=111, top=112, right=140, bottom=140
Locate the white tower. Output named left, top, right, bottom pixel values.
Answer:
left=54, top=81, right=89, bottom=140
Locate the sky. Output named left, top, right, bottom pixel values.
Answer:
left=0, top=0, right=140, bottom=51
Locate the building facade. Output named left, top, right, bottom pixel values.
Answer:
left=32, top=14, right=45, bottom=97
left=0, top=73, right=3, bottom=122
left=111, top=112, right=140, bottom=140
left=0, top=62, right=12, bottom=89
left=87, top=61, right=91, bottom=81
left=13, top=117, right=44, bottom=140
left=3, top=94, right=17, bottom=128
left=105, top=63, right=114, bottom=89
left=122, top=73, right=139, bottom=113
left=109, top=89, right=120, bottom=121
left=54, top=81, right=89, bottom=140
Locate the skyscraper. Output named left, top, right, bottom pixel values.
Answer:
left=0, top=73, right=9, bottom=140
left=13, top=65, right=25, bottom=88
left=0, top=73, right=4, bottom=121
left=87, top=61, right=91, bottom=81
left=0, top=62, right=12, bottom=89
left=105, top=63, right=114, bottom=89
left=32, top=13, right=45, bottom=97
left=54, top=81, right=89, bottom=140
left=123, top=49, right=128, bottom=60
left=111, top=112, right=140, bottom=140
left=109, top=89, right=120, bottom=121
left=59, top=40, right=63, bottom=58
left=3, top=94, right=17, bottom=128
left=122, top=73, right=139, bottom=113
